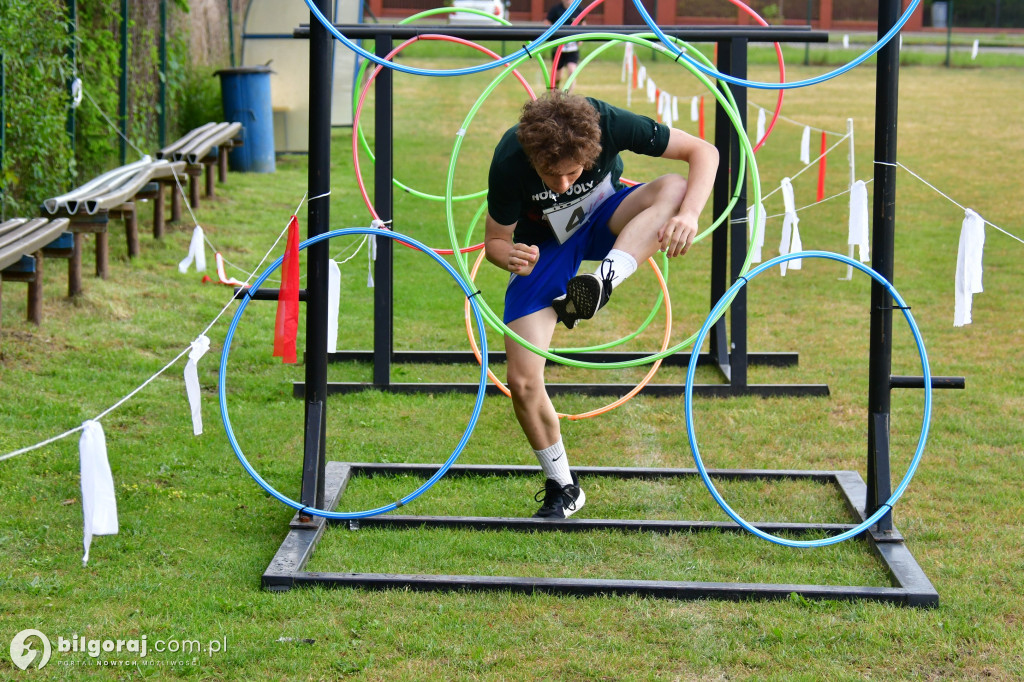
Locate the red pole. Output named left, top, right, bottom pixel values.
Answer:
left=817, top=131, right=827, bottom=201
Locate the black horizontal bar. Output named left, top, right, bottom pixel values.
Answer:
left=298, top=381, right=829, bottom=398
left=342, top=514, right=860, bottom=537
left=326, top=350, right=800, bottom=368
left=340, top=462, right=845, bottom=483
left=273, top=571, right=929, bottom=606
left=235, top=287, right=309, bottom=301
left=890, top=375, right=965, bottom=390
left=293, top=23, right=829, bottom=43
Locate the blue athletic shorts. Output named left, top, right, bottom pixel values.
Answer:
left=503, top=183, right=642, bottom=324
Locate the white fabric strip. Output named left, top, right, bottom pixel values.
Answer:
left=80, top=420, right=118, bottom=565
left=747, top=203, right=766, bottom=263
left=778, top=177, right=802, bottom=274
left=800, top=126, right=811, bottom=165
left=327, top=259, right=341, bottom=353
left=214, top=252, right=245, bottom=286
left=671, top=96, right=679, bottom=123
left=177, top=225, right=206, bottom=273
left=756, top=107, right=766, bottom=146
left=954, top=208, right=985, bottom=327
left=848, top=180, right=870, bottom=262
left=184, top=335, right=210, bottom=436
left=690, top=95, right=699, bottom=122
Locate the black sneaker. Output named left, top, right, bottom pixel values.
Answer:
left=551, top=260, right=615, bottom=330
left=532, top=473, right=586, bottom=519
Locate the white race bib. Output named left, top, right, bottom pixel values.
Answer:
left=542, top=175, right=615, bottom=244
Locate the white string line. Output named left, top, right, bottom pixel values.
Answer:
left=82, top=87, right=149, bottom=160
left=879, top=161, right=1024, bottom=246
left=759, top=133, right=852, bottom=202
left=0, top=201, right=306, bottom=464
left=747, top=100, right=846, bottom=137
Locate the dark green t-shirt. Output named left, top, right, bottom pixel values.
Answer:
left=487, top=98, right=670, bottom=246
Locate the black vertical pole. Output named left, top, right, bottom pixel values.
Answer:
left=372, top=34, right=394, bottom=389
left=227, top=0, right=237, bottom=68
left=867, top=0, right=901, bottom=533
left=0, top=53, right=5, bottom=222
left=66, top=0, right=77, bottom=145
left=709, top=39, right=733, bottom=381
left=301, top=0, right=333, bottom=511
left=119, top=0, right=128, bottom=165
left=728, top=37, right=748, bottom=392
left=157, top=0, right=165, bottom=147
left=159, top=0, right=167, bottom=147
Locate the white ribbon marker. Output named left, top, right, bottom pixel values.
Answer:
left=646, top=78, right=657, bottom=104
left=327, top=259, right=341, bottom=353
left=671, top=96, right=679, bottom=123
left=971, top=40, right=979, bottom=60
left=747, top=203, right=766, bottom=264
left=848, top=180, right=870, bottom=262
left=177, top=225, right=206, bottom=273
left=368, top=219, right=383, bottom=288
left=756, top=108, right=766, bottom=146
left=184, top=335, right=211, bottom=436
left=778, top=177, right=802, bottom=275
left=80, top=421, right=118, bottom=565
left=690, top=96, right=699, bottom=122
left=800, top=126, right=811, bottom=165
left=954, top=209, right=985, bottom=327
left=637, top=65, right=646, bottom=88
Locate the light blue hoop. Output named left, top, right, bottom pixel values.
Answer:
left=303, top=0, right=919, bottom=91
left=684, top=250, right=932, bottom=547
left=301, top=0, right=580, bottom=77
left=218, top=227, right=490, bottom=519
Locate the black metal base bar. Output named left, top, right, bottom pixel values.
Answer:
left=295, top=382, right=830, bottom=398
left=326, top=350, right=801, bottom=367
left=262, top=462, right=938, bottom=607
left=347, top=515, right=858, bottom=536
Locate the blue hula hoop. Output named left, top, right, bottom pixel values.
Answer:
left=632, top=0, right=921, bottom=91
left=301, top=0, right=580, bottom=77
left=684, top=250, right=932, bottom=547
left=218, top=227, right=490, bottom=519
left=303, top=0, right=918, bottom=91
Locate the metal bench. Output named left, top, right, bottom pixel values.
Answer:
left=41, top=157, right=186, bottom=295
left=157, top=122, right=243, bottom=209
left=0, top=217, right=72, bottom=324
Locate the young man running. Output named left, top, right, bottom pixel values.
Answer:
left=485, top=91, right=719, bottom=519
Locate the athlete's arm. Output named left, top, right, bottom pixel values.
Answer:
left=486, top=213, right=539, bottom=275
left=657, top=128, right=719, bottom=257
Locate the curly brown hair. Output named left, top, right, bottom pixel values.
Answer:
left=516, top=91, right=602, bottom=175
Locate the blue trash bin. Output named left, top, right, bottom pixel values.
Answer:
left=215, top=66, right=275, bottom=173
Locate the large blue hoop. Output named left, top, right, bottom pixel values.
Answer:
left=684, top=250, right=932, bottom=547
left=218, top=227, right=490, bottom=519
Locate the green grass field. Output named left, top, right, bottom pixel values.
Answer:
left=1, top=40, right=1023, bottom=680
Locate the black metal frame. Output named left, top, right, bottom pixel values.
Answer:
left=265, top=8, right=952, bottom=606
left=293, top=24, right=832, bottom=400
left=263, top=461, right=938, bottom=606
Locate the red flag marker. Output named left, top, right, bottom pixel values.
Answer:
left=273, top=215, right=301, bottom=364
left=817, top=131, right=828, bottom=202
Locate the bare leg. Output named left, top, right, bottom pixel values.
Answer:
left=606, top=173, right=689, bottom=262
left=505, top=307, right=560, bottom=450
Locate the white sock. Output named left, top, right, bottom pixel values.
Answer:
left=597, top=249, right=637, bottom=289
left=534, top=440, right=573, bottom=487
